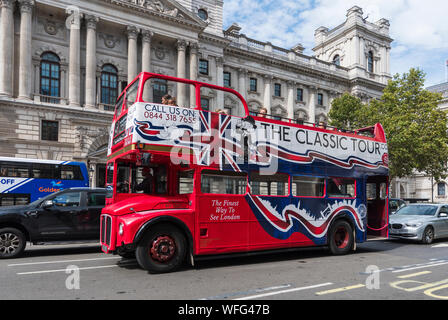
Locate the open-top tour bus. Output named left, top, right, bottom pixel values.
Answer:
left=101, top=72, right=389, bottom=273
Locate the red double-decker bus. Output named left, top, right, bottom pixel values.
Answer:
left=100, top=72, right=389, bottom=273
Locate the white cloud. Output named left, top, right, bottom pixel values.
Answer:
left=223, top=0, right=448, bottom=86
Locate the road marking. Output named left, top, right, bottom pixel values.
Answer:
left=200, top=284, right=293, bottom=300
left=315, top=284, right=365, bottom=296
left=390, top=279, right=448, bottom=292
left=432, top=243, right=448, bottom=248
left=16, top=262, right=135, bottom=275
left=392, top=261, right=448, bottom=273
left=234, top=282, right=333, bottom=300
left=424, top=284, right=448, bottom=300
left=398, top=271, right=432, bottom=279
left=8, top=257, right=120, bottom=267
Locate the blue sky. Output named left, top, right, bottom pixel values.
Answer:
left=223, top=0, right=448, bottom=87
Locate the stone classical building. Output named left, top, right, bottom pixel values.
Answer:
left=0, top=1, right=392, bottom=187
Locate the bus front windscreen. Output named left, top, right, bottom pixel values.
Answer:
left=116, top=162, right=167, bottom=195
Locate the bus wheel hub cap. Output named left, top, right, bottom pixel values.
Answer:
left=150, top=236, right=175, bottom=262
left=335, top=227, right=349, bottom=248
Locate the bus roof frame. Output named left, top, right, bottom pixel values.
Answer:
left=114, top=72, right=250, bottom=120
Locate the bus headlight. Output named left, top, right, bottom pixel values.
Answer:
left=118, top=223, right=124, bottom=236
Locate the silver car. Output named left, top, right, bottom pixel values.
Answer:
left=389, top=204, right=448, bottom=244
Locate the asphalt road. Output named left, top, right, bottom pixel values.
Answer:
left=1, top=239, right=448, bottom=301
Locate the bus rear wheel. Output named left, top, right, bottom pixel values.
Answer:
left=136, top=224, right=187, bottom=273
left=328, top=220, right=354, bottom=255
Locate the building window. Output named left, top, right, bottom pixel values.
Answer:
left=198, top=8, right=208, bottom=21
left=223, top=72, right=231, bottom=87
left=41, top=120, right=59, bottom=142
left=101, top=64, right=118, bottom=105
left=333, top=54, right=340, bottom=66
left=368, top=51, right=374, bottom=73
left=297, top=88, right=303, bottom=102
left=274, top=83, right=281, bottom=97
left=199, top=59, right=209, bottom=75
left=317, top=93, right=323, bottom=106
left=250, top=78, right=257, bottom=92
left=438, top=182, right=446, bottom=196
left=40, top=52, right=60, bottom=99
left=152, top=79, right=168, bottom=104
left=201, top=97, right=210, bottom=110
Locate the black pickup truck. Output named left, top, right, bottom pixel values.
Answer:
left=0, top=188, right=106, bottom=258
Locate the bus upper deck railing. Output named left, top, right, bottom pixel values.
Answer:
left=109, top=72, right=385, bottom=158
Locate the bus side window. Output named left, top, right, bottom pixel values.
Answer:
left=201, top=170, right=247, bottom=195
left=178, top=170, right=194, bottom=194
left=249, top=172, right=289, bottom=196
left=327, top=178, right=356, bottom=198
left=32, top=163, right=57, bottom=179
left=292, top=176, right=325, bottom=197
left=0, top=162, right=30, bottom=178
left=61, top=165, right=83, bottom=180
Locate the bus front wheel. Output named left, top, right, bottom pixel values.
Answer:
left=136, top=224, right=187, bottom=273
left=328, top=220, right=354, bottom=255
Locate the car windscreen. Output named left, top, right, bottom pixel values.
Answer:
left=395, top=205, right=438, bottom=216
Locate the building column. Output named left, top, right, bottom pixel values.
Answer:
left=238, top=68, right=247, bottom=101
left=353, top=35, right=360, bottom=66
left=308, top=86, right=317, bottom=124
left=263, top=75, right=272, bottom=113
left=142, top=29, right=153, bottom=73
left=85, top=15, right=99, bottom=109
left=328, top=90, right=338, bottom=110
left=68, top=8, right=82, bottom=106
left=189, top=42, right=198, bottom=107
left=141, top=29, right=153, bottom=102
left=215, top=56, right=224, bottom=110
left=127, top=26, right=139, bottom=83
left=176, top=39, right=187, bottom=107
left=359, top=36, right=365, bottom=68
left=18, top=0, right=34, bottom=100
left=0, top=0, right=15, bottom=97
left=286, top=81, right=295, bottom=119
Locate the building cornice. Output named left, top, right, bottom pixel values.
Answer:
left=313, top=23, right=393, bottom=52
left=224, top=46, right=350, bottom=87
left=36, top=0, right=206, bottom=33
left=0, top=97, right=114, bottom=123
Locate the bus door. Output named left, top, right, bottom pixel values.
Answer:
left=366, top=176, right=389, bottom=238
left=197, top=169, right=249, bottom=254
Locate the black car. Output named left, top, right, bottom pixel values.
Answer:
left=0, top=188, right=106, bottom=259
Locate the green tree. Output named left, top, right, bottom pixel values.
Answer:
left=328, top=93, right=366, bottom=130
left=330, top=68, right=448, bottom=180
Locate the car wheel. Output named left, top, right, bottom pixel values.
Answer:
left=328, top=220, right=354, bottom=255
left=0, top=228, right=26, bottom=259
left=421, top=226, right=434, bottom=244
left=135, top=224, right=187, bottom=273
